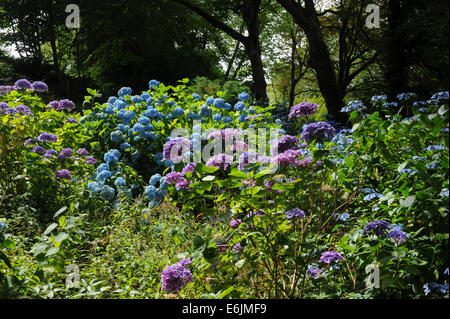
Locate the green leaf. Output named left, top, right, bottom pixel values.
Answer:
left=400, top=195, right=416, bottom=208
left=53, top=206, right=67, bottom=219
left=0, top=251, right=12, bottom=268
left=53, top=232, right=69, bottom=243
left=229, top=169, right=248, bottom=179
left=45, top=247, right=60, bottom=257
left=218, top=286, right=235, bottom=299
left=43, top=223, right=58, bottom=236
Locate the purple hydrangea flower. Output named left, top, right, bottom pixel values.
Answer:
left=161, top=263, right=193, bottom=293
left=386, top=230, right=409, bottom=244
left=37, top=133, right=58, bottom=143
left=31, top=146, right=46, bottom=155
left=58, top=99, right=75, bottom=111
left=272, top=150, right=311, bottom=167
left=43, top=149, right=58, bottom=159
left=24, top=138, right=34, bottom=147
left=208, top=128, right=239, bottom=142
left=307, top=267, right=322, bottom=278
left=48, top=100, right=60, bottom=110
left=301, top=122, right=336, bottom=143
left=284, top=208, right=305, bottom=219
left=76, top=148, right=89, bottom=156
left=363, top=220, right=391, bottom=236
left=319, top=251, right=345, bottom=263
left=85, top=156, right=97, bottom=165
left=31, top=81, right=48, bottom=92
left=289, top=102, right=319, bottom=118
left=55, top=169, right=72, bottom=180
left=58, top=148, right=73, bottom=159
left=271, top=135, right=300, bottom=155
left=165, top=172, right=191, bottom=190
left=207, top=154, right=234, bottom=171
left=176, top=258, right=193, bottom=267
left=0, top=86, right=14, bottom=95
left=232, top=243, right=243, bottom=253
left=14, top=79, right=32, bottom=90
left=181, top=163, right=197, bottom=175
left=66, top=117, right=78, bottom=124
left=163, top=138, right=191, bottom=163
left=238, top=152, right=270, bottom=171
left=14, top=105, right=33, bottom=116
left=229, top=219, right=242, bottom=227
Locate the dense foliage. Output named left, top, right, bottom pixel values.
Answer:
left=0, top=79, right=448, bottom=298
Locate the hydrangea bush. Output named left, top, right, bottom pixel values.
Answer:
left=0, top=78, right=448, bottom=299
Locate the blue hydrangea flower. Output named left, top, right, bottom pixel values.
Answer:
left=206, top=97, right=214, bottom=105
left=364, top=193, right=384, bottom=201
left=425, top=145, right=445, bottom=151
left=133, top=123, right=145, bottom=132
left=120, top=142, right=131, bottom=150
left=118, top=87, right=132, bottom=97
left=145, top=185, right=157, bottom=201
left=238, top=114, right=247, bottom=123
left=100, top=185, right=115, bottom=200
left=97, top=163, right=110, bottom=174
left=114, top=100, right=127, bottom=110
left=96, top=170, right=112, bottom=181
left=234, top=102, right=245, bottom=111
left=397, top=93, right=417, bottom=100
left=213, top=98, right=225, bottom=109
left=124, top=110, right=136, bottom=120
left=149, top=80, right=160, bottom=89
left=144, top=124, right=154, bottom=131
left=238, top=92, right=249, bottom=101
left=138, top=116, right=151, bottom=125
left=212, top=113, right=222, bottom=122
left=149, top=174, right=162, bottom=186
left=199, top=105, right=212, bottom=118
left=110, top=130, right=123, bottom=142
left=192, top=93, right=201, bottom=101
left=223, top=116, right=232, bottom=123
left=114, top=177, right=126, bottom=186
left=173, top=107, right=184, bottom=117
left=371, top=95, right=387, bottom=102
left=186, top=112, right=198, bottom=120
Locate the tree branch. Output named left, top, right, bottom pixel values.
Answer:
left=170, top=0, right=247, bottom=44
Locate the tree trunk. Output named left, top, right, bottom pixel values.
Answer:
left=289, top=29, right=298, bottom=108
left=277, top=0, right=348, bottom=124
left=242, top=0, right=268, bottom=104
left=386, top=0, right=407, bottom=101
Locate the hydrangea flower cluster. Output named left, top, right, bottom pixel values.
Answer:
left=207, top=154, right=234, bottom=171
left=301, top=122, right=336, bottom=143
left=284, top=208, right=305, bottom=219
left=289, top=101, right=319, bottom=118
left=0, top=103, right=33, bottom=116
left=163, top=138, right=192, bottom=163
left=48, top=99, right=76, bottom=111
left=363, top=220, right=391, bottom=236
left=386, top=230, right=409, bottom=244
left=341, top=100, right=366, bottom=113
left=307, top=267, right=322, bottom=279
left=161, top=259, right=193, bottom=293
left=55, top=169, right=72, bottom=180
left=319, top=251, right=345, bottom=263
